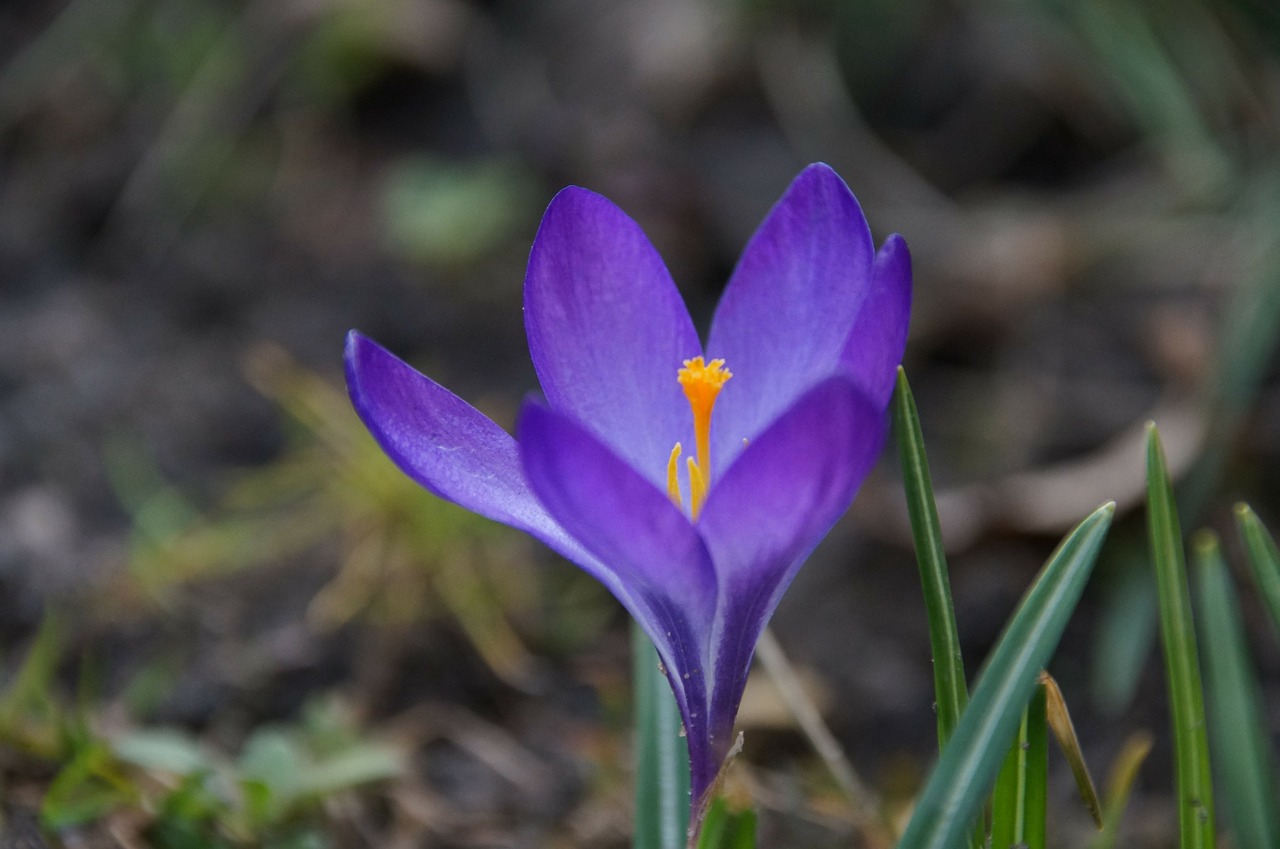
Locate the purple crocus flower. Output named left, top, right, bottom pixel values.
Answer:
left=344, top=163, right=911, bottom=810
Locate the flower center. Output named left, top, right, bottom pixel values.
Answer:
left=667, top=357, right=732, bottom=519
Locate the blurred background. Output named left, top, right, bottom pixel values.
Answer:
left=1, top=0, right=1279, bottom=845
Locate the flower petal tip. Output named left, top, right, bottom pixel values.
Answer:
left=343, top=330, right=382, bottom=413
left=796, top=160, right=842, bottom=184
left=539, top=183, right=613, bottom=223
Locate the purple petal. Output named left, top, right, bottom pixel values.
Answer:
left=696, top=376, right=887, bottom=747
left=518, top=400, right=717, bottom=623
left=524, top=187, right=701, bottom=488
left=839, top=234, right=912, bottom=409
left=347, top=333, right=706, bottom=732
left=518, top=400, right=718, bottom=791
left=706, top=163, right=876, bottom=468
left=345, top=331, right=602, bottom=573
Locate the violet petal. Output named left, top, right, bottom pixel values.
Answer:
left=345, top=331, right=604, bottom=576
left=525, top=187, right=701, bottom=488
left=706, top=164, right=875, bottom=468
left=696, top=376, right=886, bottom=748
left=517, top=400, right=718, bottom=625
left=839, top=233, right=912, bottom=409
left=518, top=399, right=719, bottom=791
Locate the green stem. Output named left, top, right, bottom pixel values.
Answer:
left=632, top=620, right=691, bottom=849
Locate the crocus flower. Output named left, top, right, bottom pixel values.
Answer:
left=345, top=163, right=911, bottom=812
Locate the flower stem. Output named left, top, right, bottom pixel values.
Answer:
left=632, top=620, right=691, bottom=849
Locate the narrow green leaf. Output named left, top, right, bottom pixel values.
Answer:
left=41, top=741, right=135, bottom=829
left=990, top=683, right=1047, bottom=849
left=1145, top=425, right=1214, bottom=849
left=895, top=501, right=1114, bottom=849
left=1193, top=531, right=1279, bottom=849
left=695, top=798, right=730, bottom=849
left=1089, top=546, right=1156, bottom=714
left=893, top=369, right=982, bottom=849
left=726, top=807, right=757, bottom=849
left=1088, top=732, right=1153, bottom=849
left=0, top=610, right=63, bottom=732
left=1235, top=503, right=1280, bottom=636
left=632, top=620, right=691, bottom=849
left=892, top=369, right=968, bottom=747
left=695, top=797, right=757, bottom=849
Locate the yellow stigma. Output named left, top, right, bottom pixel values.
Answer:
left=669, top=357, right=732, bottom=520
left=667, top=443, right=683, bottom=508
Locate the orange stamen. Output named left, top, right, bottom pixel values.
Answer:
left=677, top=357, right=732, bottom=485
left=667, top=443, right=684, bottom=509
left=666, top=357, right=732, bottom=521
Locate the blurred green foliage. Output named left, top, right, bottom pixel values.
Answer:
left=379, top=156, right=543, bottom=271
left=106, top=343, right=607, bottom=685
left=2, top=339, right=613, bottom=843
left=1, top=618, right=400, bottom=846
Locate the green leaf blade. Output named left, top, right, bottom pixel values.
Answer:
left=632, top=620, right=691, bottom=849
left=1145, top=425, right=1215, bottom=849
left=990, top=684, right=1047, bottom=849
left=1235, top=503, right=1280, bottom=636
left=895, top=501, right=1114, bottom=849
left=894, top=369, right=982, bottom=849
left=892, top=369, right=968, bottom=747
left=695, top=798, right=757, bottom=849
left=1193, top=531, right=1278, bottom=849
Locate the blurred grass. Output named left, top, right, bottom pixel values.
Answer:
left=104, top=342, right=608, bottom=687
left=1087, top=732, right=1153, bottom=849
left=379, top=155, right=543, bottom=271
left=1193, top=531, right=1279, bottom=849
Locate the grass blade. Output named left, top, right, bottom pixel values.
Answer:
left=1088, top=732, right=1154, bottom=849
left=0, top=611, right=64, bottom=743
left=892, top=368, right=968, bottom=747
left=894, top=368, right=982, bottom=849
left=1089, top=548, right=1157, bottom=714
left=895, top=501, right=1114, bottom=849
left=632, top=620, right=691, bottom=849
left=990, top=683, right=1047, bottom=849
left=1235, top=503, right=1280, bottom=635
left=1193, top=531, right=1279, bottom=849
left=1145, top=425, right=1214, bottom=849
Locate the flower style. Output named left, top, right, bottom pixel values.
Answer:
left=344, top=163, right=911, bottom=809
